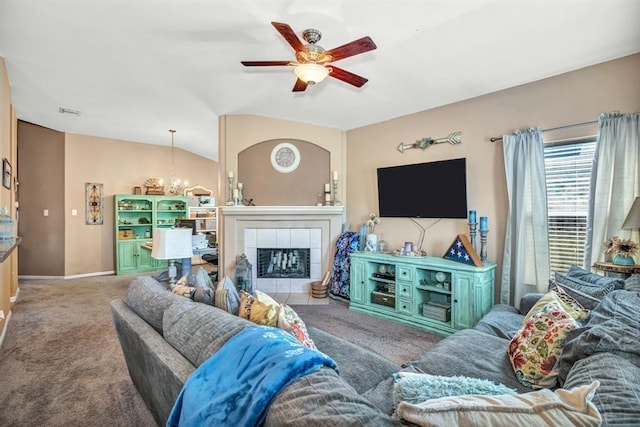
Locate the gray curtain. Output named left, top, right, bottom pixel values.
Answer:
left=584, top=112, right=640, bottom=267
left=501, top=128, right=550, bottom=307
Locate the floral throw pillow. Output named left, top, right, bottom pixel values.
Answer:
left=508, top=299, right=580, bottom=389
left=277, top=304, right=316, bottom=349
left=238, top=290, right=255, bottom=319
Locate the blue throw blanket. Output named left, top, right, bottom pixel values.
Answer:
left=166, top=325, right=338, bottom=427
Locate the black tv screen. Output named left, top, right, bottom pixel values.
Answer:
left=377, top=158, right=468, bottom=218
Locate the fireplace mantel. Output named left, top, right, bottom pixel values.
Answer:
left=220, top=205, right=344, bottom=216
left=220, top=205, right=345, bottom=293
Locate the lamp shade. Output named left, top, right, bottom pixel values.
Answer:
left=621, top=196, right=640, bottom=229
left=151, top=228, right=193, bottom=260
left=294, top=63, right=329, bottom=85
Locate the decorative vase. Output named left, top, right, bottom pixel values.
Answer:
left=365, top=233, right=378, bottom=252
left=613, top=254, right=635, bottom=266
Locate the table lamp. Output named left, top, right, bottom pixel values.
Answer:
left=151, top=228, right=193, bottom=289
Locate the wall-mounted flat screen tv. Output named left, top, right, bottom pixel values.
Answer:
left=377, top=158, right=467, bottom=218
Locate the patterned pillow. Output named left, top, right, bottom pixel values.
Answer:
left=509, top=295, right=582, bottom=389
left=214, top=276, right=240, bottom=315
left=277, top=304, right=316, bottom=348
left=249, top=290, right=280, bottom=326
left=238, top=290, right=255, bottom=319
left=525, top=286, right=589, bottom=324
left=566, top=265, right=625, bottom=289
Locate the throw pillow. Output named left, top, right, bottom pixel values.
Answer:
left=509, top=297, right=581, bottom=389
left=554, top=273, right=617, bottom=309
left=277, top=304, right=316, bottom=348
left=214, top=276, right=240, bottom=315
left=249, top=290, right=280, bottom=326
left=396, top=381, right=601, bottom=427
left=524, top=286, right=589, bottom=324
left=624, top=274, right=640, bottom=292
left=566, top=265, right=625, bottom=289
left=392, top=372, right=516, bottom=409
left=238, top=290, right=255, bottom=319
left=194, top=266, right=215, bottom=290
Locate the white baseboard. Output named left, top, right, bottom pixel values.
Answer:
left=18, top=270, right=115, bottom=280
left=9, top=287, right=19, bottom=303
left=0, top=310, right=13, bottom=349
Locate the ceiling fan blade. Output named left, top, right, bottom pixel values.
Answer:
left=241, top=60, right=292, bottom=66
left=323, top=36, right=377, bottom=62
left=271, top=22, right=306, bottom=53
left=292, top=79, right=308, bottom=92
left=328, top=66, right=368, bottom=88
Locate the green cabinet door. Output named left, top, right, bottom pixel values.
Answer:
left=117, top=242, right=138, bottom=274
left=350, top=259, right=365, bottom=304
left=452, top=272, right=474, bottom=329
left=137, top=245, right=154, bottom=270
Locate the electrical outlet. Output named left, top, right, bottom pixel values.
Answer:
left=0, top=310, right=5, bottom=321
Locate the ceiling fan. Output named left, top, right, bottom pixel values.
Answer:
left=241, top=22, right=377, bottom=92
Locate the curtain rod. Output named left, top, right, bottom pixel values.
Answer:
left=489, top=119, right=598, bottom=142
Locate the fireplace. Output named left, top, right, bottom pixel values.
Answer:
left=257, top=248, right=310, bottom=279
left=220, top=205, right=345, bottom=294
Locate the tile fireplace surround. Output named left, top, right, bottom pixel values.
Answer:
left=220, top=206, right=345, bottom=294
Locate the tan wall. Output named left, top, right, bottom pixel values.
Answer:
left=219, top=115, right=346, bottom=205
left=0, top=57, right=18, bottom=335
left=346, top=53, right=640, bottom=300
left=17, top=122, right=65, bottom=276
left=15, top=128, right=218, bottom=277
left=238, top=139, right=330, bottom=206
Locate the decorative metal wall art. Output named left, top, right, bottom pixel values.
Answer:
left=397, top=131, right=462, bottom=153
left=85, top=183, right=103, bottom=225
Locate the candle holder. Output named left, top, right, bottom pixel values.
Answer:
left=227, top=176, right=235, bottom=206
left=480, top=228, right=489, bottom=263
left=324, top=190, right=332, bottom=206
left=236, top=186, right=244, bottom=206
left=332, top=178, right=341, bottom=206
left=468, top=221, right=478, bottom=254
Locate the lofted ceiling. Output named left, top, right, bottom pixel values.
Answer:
left=0, top=0, right=639, bottom=161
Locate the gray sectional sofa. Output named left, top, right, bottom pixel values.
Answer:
left=111, top=275, right=640, bottom=426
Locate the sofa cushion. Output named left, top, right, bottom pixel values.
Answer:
left=407, top=328, right=530, bottom=393
left=307, top=326, right=401, bottom=395
left=124, top=276, right=184, bottom=332
left=566, top=265, right=625, bottom=289
left=396, top=381, right=601, bottom=427
left=563, top=352, right=640, bottom=426
left=265, top=368, right=399, bottom=426
left=624, top=274, right=640, bottom=291
left=162, top=299, right=253, bottom=367
left=557, top=289, right=640, bottom=385
left=473, top=304, right=523, bottom=340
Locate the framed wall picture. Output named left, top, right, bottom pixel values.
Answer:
left=2, top=158, right=11, bottom=189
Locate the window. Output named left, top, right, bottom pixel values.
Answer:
left=544, top=137, right=597, bottom=274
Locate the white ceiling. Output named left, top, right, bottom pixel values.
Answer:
left=1, top=0, right=639, bottom=161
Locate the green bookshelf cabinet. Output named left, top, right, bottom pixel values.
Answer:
left=114, top=195, right=187, bottom=275
left=349, top=252, right=496, bottom=336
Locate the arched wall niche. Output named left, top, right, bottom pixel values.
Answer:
left=237, top=138, right=330, bottom=206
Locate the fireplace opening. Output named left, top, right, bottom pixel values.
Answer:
left=257, top=248, right=310, bottom=279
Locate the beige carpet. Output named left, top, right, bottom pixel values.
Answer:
left=0, top=274, right=442, bottom=426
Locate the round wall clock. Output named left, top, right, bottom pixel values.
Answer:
left=270, top=142, right=301, bottom=173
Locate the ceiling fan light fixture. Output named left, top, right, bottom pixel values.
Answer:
left=294, top=63, right=329, bottom=85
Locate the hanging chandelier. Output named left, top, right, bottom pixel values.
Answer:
left=165, top=129, right=188, bottom=195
